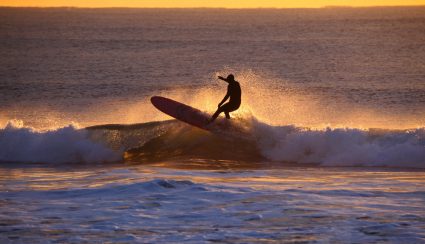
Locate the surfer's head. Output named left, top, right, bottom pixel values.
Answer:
left=226, top=74, right=235, bottom=82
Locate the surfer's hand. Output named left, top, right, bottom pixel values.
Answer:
left=218, top=76, right=224, bottom=80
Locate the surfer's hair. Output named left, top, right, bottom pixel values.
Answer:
left=227, top=74, right=235, bottom=81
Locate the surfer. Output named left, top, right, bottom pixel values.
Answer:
left=208, top=74, right=241, bottom=123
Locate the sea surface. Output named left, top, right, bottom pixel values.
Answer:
left=0, top=7, right=425, bottom=243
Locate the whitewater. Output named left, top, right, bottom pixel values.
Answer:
left=1, top=7, right=425, bottom=243
left=1, top=119, right=425, bottom=168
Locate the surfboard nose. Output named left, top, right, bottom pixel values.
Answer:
left=151, top=96, right=161, bottom=103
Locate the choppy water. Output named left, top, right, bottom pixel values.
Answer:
left=1, top=7, right=425, bottom=243
left=1, top=165, right=424, bottom=243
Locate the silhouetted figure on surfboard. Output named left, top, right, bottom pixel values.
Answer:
left=208, top=74, right=241, bottom=123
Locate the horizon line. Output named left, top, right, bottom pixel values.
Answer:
left=1, top=5, right=425, bottom=9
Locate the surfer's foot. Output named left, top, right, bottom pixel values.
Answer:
left=206, top=118, right=214, bottom=125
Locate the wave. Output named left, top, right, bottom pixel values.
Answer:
left=1, top=118, right=424, bottom=168
left=123, top=118, right=425, bottom=169
left=254, top=121, right=425, bottom=168
left=0, top=120, right=121, bottom=164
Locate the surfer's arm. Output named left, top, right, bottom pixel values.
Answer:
left=218, top=76, right=230, bottom=83
left=218, top=91, right=230, bottom=107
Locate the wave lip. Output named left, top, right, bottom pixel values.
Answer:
left=0, top=120, right=121, bottom=164
left=255, top=121, right=425, bottom=168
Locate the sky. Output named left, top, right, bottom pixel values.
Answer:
left=1, top=0, right=425, bottom=8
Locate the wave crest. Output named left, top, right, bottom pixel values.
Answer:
left=123, top=118, right=425, bottom=168
left=254, top=120, right=425, bottom=168
left=0, top=120, right=121, bottom=163
left=2, top=118, right=425, bottom=168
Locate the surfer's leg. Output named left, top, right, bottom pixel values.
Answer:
left=209, top=102, right=235, bottom=123
left=209, top=106, right=225, bottom=123
left=222, top=103, right=238, bottom=119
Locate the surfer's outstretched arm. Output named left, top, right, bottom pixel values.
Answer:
left=218, top=76, right=231, bottom=83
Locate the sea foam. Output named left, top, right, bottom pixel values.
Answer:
left=253, top=120, right=425, bottom=168
left=2, top=118, right=425, bottom=168
left=0, top=120, right=121, bottom=163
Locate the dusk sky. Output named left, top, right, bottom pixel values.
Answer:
left=1, top=0, right=425, bottom=8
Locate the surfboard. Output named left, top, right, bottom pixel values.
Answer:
left=151, top=96, right=252, bottom=139
left=151, top=96, right=211, bottom=131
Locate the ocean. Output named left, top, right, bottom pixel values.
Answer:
left=0, top=7, right=424, bottom=243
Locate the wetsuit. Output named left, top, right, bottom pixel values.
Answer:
left=210, top=81, right=241, bottom=121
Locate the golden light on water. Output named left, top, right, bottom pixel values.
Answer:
left=2, top=71, right=423, bottom=131
left=3, top=165, right=424, bottom=192
left=1, top=0, right=425, bottom=8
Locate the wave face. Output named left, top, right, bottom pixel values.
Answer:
left=253, top=121, right=425, bottom=168
left=122, top=119, right=425, bottom=169
left=2, top=119, right=425, bottom=168
left=0, top=120, right=121, bottom=164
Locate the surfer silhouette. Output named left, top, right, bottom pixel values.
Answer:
left=208, top=74, right=241, bottom=123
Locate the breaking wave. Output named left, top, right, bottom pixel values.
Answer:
left=254, top=121, right=425, bottom=168
left=0, top=120, right=121, bottom=164
left=1, top=118, right=424, bottom=168
left=122, top=118, right=425, bottom=169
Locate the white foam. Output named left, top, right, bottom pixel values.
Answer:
left=253, top=120, right=425, bottom=168
left=0, top=120, right=121, bottom=163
